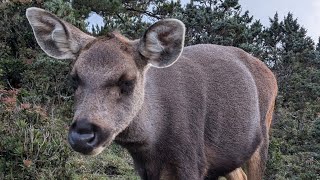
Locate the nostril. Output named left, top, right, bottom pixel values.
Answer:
left=78, top=132, right=95, bottom=143
left=69, top=120, right=98, bottom=146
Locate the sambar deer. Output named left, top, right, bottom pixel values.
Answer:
left=26, top=7, right=277, bottom=180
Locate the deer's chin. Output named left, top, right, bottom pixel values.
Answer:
left=85, top=146, right=106, bottom=156
left=81, top=140, right=112, bottom=156
left=77, top=135, right=115, bottom=156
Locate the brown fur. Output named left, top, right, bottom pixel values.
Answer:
left=225, top=168, right=247, bottom=180
left=27, top=7, right=278, bottom=180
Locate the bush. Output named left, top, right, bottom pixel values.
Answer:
left=0, top=54, right=72, bottom=179
left=266, top=105, right=320, bottom=180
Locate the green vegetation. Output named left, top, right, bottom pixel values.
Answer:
left=1, top=0, right=319, bottom=179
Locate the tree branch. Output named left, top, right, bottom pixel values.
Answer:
left=116, top=13, right=126, bottom=24
left=125, top=7, right=161, bottom=20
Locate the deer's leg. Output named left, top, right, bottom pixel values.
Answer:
left=225, top=167, right=247, bottom=180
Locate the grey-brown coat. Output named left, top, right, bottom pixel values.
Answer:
left=26, top=7, right=277, bottom=180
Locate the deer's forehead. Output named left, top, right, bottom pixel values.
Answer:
left=79, top=39, right=129, bottom=64
left=73, top=38, right=138, bottom=80
left=75, top=40, right=133, bottom=69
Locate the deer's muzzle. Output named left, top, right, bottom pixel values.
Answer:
left=68, top=119, right=111, bottom=155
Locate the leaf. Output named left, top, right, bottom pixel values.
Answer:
left=23, top=159, right=32, bottom=167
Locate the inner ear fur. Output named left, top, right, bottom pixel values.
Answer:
left=139, top=19, right=185, bottom=68
left=26, top=7, right=95, bottom=60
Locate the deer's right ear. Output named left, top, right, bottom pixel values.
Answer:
left=26, top=7, right=95, bottom=59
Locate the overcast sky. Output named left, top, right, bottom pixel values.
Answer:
left=239, top=0, right=320, bottom=43
left=87, top=0, right=319, bottom=42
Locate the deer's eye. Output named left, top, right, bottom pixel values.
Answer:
left=118, top=77, right=135, bottom=95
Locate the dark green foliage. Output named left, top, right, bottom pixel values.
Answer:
left=44, top=0, right=88, bottom=30
left=21, top=55, right=73, bottom=105
left=0, top=53, right=73, bottom=179
left=0, top=0, right=319, bottom=179
left=262, top=13, right=320, bottom=179
left=181, top=0, right=251, bottom=46
left=316, top=38, right=320, bottom=52
left=0, top=58, right=27, bottom=89
left=0, top=0, right=40, bottom=59
left=72, top=0, right=152, bottom=38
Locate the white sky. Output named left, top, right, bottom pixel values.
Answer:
left=86, top=12, right=104, bottom=31
left=239, top=0, right=320, bottom=43
left=86, top=0, right=320, bottom=43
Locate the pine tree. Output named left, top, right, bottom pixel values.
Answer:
left=72, top=0, right=155, bottom=38
left=316, top=37, right=320, bottom=52
left=264, top=12, right=320, bottom=179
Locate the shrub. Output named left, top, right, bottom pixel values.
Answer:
left=0, top=54, right=72, bottom=179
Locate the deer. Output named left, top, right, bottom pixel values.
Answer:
left=26, top=7, right=277, bottom=180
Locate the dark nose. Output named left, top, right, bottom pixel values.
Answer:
left=68, top=120, right=99, bottom=154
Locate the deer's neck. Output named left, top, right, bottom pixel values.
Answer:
left=114, top=94, right=156, bottom=150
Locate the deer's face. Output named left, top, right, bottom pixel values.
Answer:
left=68, top=36, right=146, bottom=155
left=26, top=7, right=185, bottom=155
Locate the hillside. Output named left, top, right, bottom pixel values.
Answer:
left=0, top=0, right=319, bottom=179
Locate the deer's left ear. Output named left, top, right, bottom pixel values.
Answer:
left=139, top=19, right=185, bottom=68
